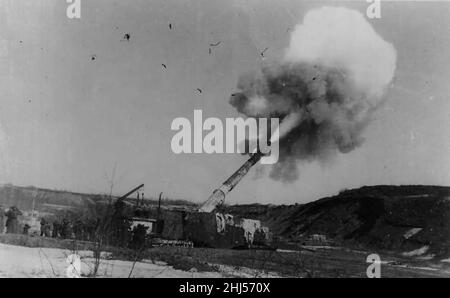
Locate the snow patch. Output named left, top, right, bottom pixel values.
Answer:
left=403, top=228, right=422, bottom=240
left=402, top=246, right=429, bottom=257
left=0, top=243, right=222, bottom=278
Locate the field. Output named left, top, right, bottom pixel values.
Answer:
left=0, top=243, right=225, bottom=278
left=0, top=234, right=449, bottom=278
left=1, top=185, right=449, bottom=278
left=143, top=246, right=450, bottom=278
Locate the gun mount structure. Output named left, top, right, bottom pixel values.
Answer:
left=127, top=152, right=272, bottom=249
left=141, top=152, right=273, bottom=249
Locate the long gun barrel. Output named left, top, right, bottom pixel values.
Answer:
left=199, top=152, right=263, bottom=212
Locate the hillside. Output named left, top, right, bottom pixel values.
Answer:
left=224, top=185, right=450, bottom=257
left=1, top=184, right=449, bottom=258
left=0, top=184, right=196, bottom=213
left=0, top=184, right=104, bottom=213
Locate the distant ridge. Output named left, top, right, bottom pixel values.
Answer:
left=224, top=185, right=450, bottom=258
left=0, top=184, right=196, bottom=212
left=0, top=184, right=106, bottom=212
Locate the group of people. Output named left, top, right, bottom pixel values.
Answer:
left=0, top=205, right=23, bottom=234
left=0, top=205, right=97, bottom=240
left=0, top=202, right=150, bottom=250
left=39, top=217, right=99, bottom=240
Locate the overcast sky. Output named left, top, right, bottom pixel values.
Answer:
left=0, top=0, right=449, bottom=205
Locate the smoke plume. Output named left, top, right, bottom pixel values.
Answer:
left=230, top=7, right=397, bottom=182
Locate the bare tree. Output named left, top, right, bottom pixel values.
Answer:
left=89, top=164, right=118, bottom=277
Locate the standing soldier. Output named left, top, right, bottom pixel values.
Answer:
left=0, top=205, right=5, bottom=234
left=6, top=206, right=22, bottom=234
left=52, top=220, right=60, bottom=238
left=40, top=217, right=47, bottom=237
left=23, top=224, right=31, bottom=235
left=61, top=218, right=69, bottom=239
left=44, top=221, right=52, bottom=237
left=73, top=219, right=84, bottom=240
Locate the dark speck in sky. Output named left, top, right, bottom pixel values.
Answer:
left=260, top=47, right=269, bottom=57
left=209, top=41, right=221, bottom=47
left=123, top=33, right=131, bottom=41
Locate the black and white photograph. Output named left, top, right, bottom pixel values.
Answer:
left=0, top=0, right=449, bottom=281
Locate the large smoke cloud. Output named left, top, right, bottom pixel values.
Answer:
left=230, top=7, right=397, bottom=182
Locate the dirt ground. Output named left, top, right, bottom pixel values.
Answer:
left=144, top=245, right=450, bottom=278
left=0, top=235, right=449, bottom=278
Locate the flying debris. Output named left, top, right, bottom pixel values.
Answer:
left=169, top=23, right=173, bottom=30
left=162, top=63, right=167, bottom=69
left=91, top=55, right=97, bottom=61
left=196, top=88, right=202, bottom=94
left=208, top=41, right=221, bottom=54
left=260, top=47, right=268, bottom=57
left=209, top=41, right=221, bottom=47
left=122, top=33, right=131, bottom=41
